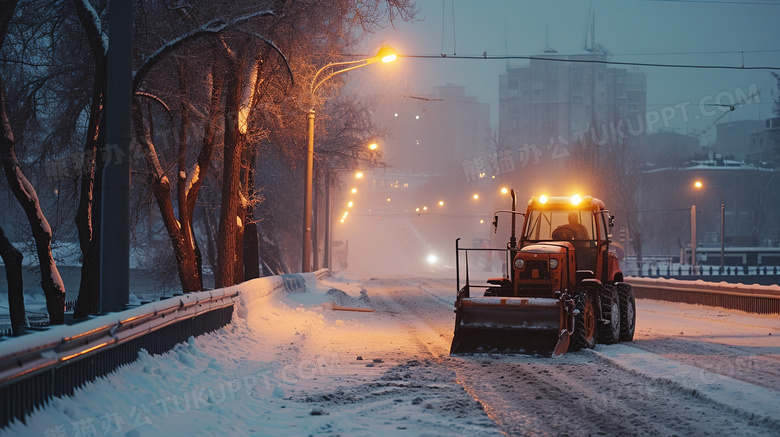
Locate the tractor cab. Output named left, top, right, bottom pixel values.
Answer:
left=519, top=195, right=620, bottom=284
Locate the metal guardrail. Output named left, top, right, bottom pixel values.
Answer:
left=627, top=276, right=780, bottom=314
left=0, top=269, right=331, bottom=429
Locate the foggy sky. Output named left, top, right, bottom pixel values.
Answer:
left=360, top=0, right=780, bottom=143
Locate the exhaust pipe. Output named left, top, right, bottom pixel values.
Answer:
left=508, top=189, right=517, bottom=250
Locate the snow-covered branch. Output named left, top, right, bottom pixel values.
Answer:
left=72, top=0, right=108, bottom=63
left=133, top=10, right=277, bottom=91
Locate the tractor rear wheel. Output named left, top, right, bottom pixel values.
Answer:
left=598, top=285, right=621, bottom=344
left=570, top=292, right=596, bottom=351
left=618, top=283, right=636, bottom=341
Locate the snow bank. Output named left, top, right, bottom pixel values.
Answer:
left=628, top=276, right=780, bottom=296
left=594, top=344, right=780, bottom=423
left=232, top=272, right=321, bottom=318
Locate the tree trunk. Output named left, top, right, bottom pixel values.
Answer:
left=74, top=125, right=104, bottom=318
left=203, top=205, right=218, bottom=273
left=0, top=78, right=65, bottom=325
left=131, top=102, right=202, bottom=293
left=216, top=61, right=246, bottom=288
left=244, top=148, right=260, bottom=280
left=0, top=224, right=25, bottom=336
left=72, top=0, right=110, bottom=317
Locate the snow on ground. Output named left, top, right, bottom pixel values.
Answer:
left=3, top=273, right=780, bottom=436
left=2, top=275, right=499, bottom=437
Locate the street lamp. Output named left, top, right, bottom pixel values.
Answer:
left=303, top=46, right=397, bottom=272
left=694, top=180, right=725, bottom=272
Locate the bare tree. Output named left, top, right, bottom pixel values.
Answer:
left=1, top=1, right=67, bottom=324
left=1, top=79, right=66, bottom=324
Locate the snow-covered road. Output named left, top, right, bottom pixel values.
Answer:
left=5, top=274, right=780, bottom=436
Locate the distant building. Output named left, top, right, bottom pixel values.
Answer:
left=638, top=158, right=780, bottom=259
left=498, top=53, right=647, bottom=153
left=747, top=117, right=780, bottom=165
left=714, top=120, right=765, bottom=161
left=635, top=132, right=702, bottom=168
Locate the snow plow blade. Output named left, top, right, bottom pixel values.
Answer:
left=450, top=297, right=564, bottom=354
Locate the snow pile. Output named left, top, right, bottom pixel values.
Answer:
left=628, top=276, right=780, bottom=295
left=3, top=274, right=498, bottom=436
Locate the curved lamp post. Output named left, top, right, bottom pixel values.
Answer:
left=302, top=46, right=396, bottom=272
left=694, top=180, right=725, bottom=272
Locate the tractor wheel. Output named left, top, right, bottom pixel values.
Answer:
left=597, top=285, right=621, bottom=344
left=617, top=283, right=636, bottom=341
left=570, top=292, right=596, bottom=351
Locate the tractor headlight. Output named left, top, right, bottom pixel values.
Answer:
left=549, top=258, right=559, bottom=269
left=514, top=258, right=525, bottom=269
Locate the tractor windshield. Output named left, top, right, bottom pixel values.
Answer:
left=524, top=209, right=595, bottom=242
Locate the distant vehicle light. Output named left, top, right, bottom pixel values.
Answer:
left=571, top=194, right=582, bottom=205
left=514, top=258, right=525, bottom=269
left=549, top=258, right=559, bottom=269
left=539, top=195, right=548, bottom=204
left=427, top=254, right=437, bottom=264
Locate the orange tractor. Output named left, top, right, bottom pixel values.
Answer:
left=451, top=191, right=636, bottom=357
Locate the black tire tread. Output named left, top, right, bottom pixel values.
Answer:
left=617, top=283, right=636, bottom=341
left=598, top=285, right=621, bottom=344
left=570, top=292, right=596, bottom=351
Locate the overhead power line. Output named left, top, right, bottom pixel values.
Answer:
left=641, top=0, right=780, bottom=6
left=398, top=54, right=780, bottom=71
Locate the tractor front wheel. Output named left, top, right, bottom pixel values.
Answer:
left=618, top=283, right=636, bottom=341
left=570, top=292, right=596, bottom=351
left=598, top=285, right=621, bottom=344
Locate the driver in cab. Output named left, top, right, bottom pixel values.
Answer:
left=553, top=212, right=590, bottom=240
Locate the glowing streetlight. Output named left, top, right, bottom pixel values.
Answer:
left=355, top=172, right=363, bottom=178
left=694, top=180, right=725, bottom=272
left=351, top=188, right=357, bottom=194
left=473, top=194, right=479, bottom=200
left=438, top=200, right=444, bottom=206
left=501, top=187, right=508, bottom=194
left=302, top=45, right=397, bottom=272
left=368, top=143, right=378, bottom=150
left=347, top=201, right=353, bottom=208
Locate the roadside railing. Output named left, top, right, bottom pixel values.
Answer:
left=627, top=276, right=780, bottom=315
left=0, top=270, right=329, bottom=429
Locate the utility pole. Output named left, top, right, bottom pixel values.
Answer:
left=691, top=205, right=697, bottom=273
left=101, top=0, right=132, bottom=312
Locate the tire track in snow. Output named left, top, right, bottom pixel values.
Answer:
left=363, top=277, right=780, bottom=436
